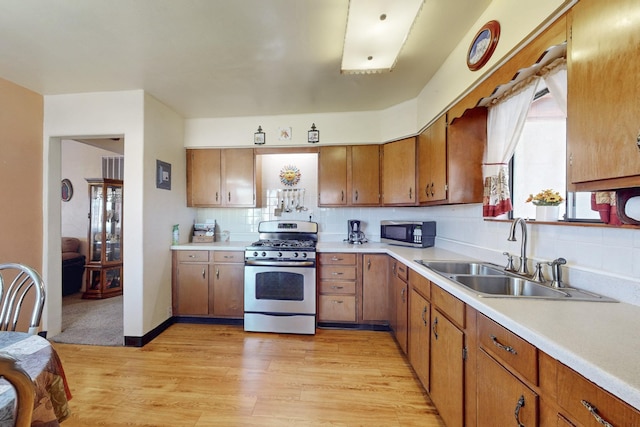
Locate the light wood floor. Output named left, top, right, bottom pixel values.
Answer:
left=52, top=323, right=445, bottom=426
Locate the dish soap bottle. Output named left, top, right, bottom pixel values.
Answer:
left=172, top=224, right=179, bottom=245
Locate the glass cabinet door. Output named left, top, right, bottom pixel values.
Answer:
left=89, top=184, right=104, bottom=263
left=105, top=184, right=122, bottom=262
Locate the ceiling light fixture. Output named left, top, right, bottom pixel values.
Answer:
left=341, top=0, right=425, bottom=74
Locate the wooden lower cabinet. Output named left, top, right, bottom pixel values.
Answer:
left=175, top=262, right=210, bottom=315
left=477, top=349, right=539, bottom=426
left=389, top=259, right=409, bottom=353
left=408, top=288, right=430, bottom=391
left=361, top=254, right=389, bottom=323
left=317, top=253, right=358, bottom=322
left=211, top=251, right=244, bottom=318
left=172, top=250, right=244, bottom=319
left=430, top=306, right=464, bottom=427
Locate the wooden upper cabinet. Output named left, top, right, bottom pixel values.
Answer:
left=187, top=149, right=221, bottom=206
left=318, top=145, right=380, bottom=206
left=222, top=148, right=256, bottom=207
left=568, top=0, right=640, bottom=190
left=187, top=148, right=258, bottom=208
left=351, top=145, right=380, bottom=205
left=382, top=137, right=417, bottom=206
left=446, top=107, right=486, bottom=204
left=318, top=146, right=348, bottom=205
left=418, top=115, right=447, bottom=204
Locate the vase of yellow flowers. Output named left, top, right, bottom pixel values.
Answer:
left=526, top=189, right=564, bottom=221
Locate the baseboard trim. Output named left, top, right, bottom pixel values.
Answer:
left=124, top=317, right=175, bottom=347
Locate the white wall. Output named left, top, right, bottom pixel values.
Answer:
left=142, top=93, right=192, bottom=325
left=44, top=90, right=146, bottom=337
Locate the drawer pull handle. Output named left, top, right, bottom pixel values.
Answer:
left=331, top=272, right=344, bottom=276
left=188, top=254, right=196, bottom=258
left=432, top=317, right=439, bottom=340
left=332, top=300, right=344, bottom=304
left=581, top=400, right=614, bottom=427
left=514, top=395, right=525, bottom=427
left=331, top=286, right=344, bottom=290
left=331, top=257, right=343, bottom=261
left=490, top=334, right=517, bottom=355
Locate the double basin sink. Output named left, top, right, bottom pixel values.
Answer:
left=414, top=260, right=616, bottom=302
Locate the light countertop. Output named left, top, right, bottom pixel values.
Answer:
left=171, top=241, right=640, bottom=409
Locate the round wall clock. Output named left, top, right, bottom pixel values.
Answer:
left=467, top=20, right=500, bottom=71
left=280, top=165, right=301, bottom=186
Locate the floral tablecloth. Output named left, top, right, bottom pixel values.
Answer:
left=0, top=333, right=71, bottom=426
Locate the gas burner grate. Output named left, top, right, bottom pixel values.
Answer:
left=249, top=239, right=316, bottom=250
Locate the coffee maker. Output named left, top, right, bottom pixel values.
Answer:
left=346, top=219, right=367, bottom=244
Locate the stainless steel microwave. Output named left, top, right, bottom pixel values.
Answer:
left=380, top=220, right=436, bottom=248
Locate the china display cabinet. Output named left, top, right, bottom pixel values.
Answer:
left=83, top=178, right=123, bottom=299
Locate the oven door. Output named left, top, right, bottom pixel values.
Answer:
left=244, top=265, right=316, bottom=315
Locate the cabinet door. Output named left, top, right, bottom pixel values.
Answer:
left=430, top=307, right=464, bottom=427
left=361, top=254, right=389, bottom=322
left=222, top=149, right=255, bottom=207
left=394, top=274, right=408, bottom=354
left=211, top=263, right=244, bottom=317
left=568, top=0, right=640, bottom=186
left=175, top=263, right=209, bottom=315
left=187, top=149, right=221, bottom=207
left=382, top=137, right=417, bottom=205
left=418, top=115, right=447, bottom=204
left=446, top=107, right=486, bottom=204
left=477, top=350, right=539, bottom=427
left=318, top=146, right=348, bottom=205
left=409, top=289, right=430, bottom=391
left=351, top=145, right=381, bottom=205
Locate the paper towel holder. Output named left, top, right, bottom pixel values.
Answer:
left=616, top=188, right=640, bottom=225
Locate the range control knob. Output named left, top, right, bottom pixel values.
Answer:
left=277, top=252, right=283, bottom=258
left=253, top=251, right=258, bottom=257
left=261, top=252, right=266, bottom=257
left=302, top=252, right=308, bottom=258
left=293, top=252, right=299, bottom=258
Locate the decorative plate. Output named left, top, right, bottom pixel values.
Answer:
left=280, top=165, right=301, bottom=186
left=61, top=179, right=73, bottom=202
left=467, top=20, right=500, bottom=71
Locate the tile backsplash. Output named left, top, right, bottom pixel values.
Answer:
left=197, top=153, right=640, bottom=306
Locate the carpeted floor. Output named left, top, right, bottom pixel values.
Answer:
left=50, top=293, right=123, bottom=346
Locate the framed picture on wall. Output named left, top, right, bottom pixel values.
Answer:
left=156, top=160, right=171, bottom=190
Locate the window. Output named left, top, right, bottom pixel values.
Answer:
left=511, top=85, right=601, bottom=222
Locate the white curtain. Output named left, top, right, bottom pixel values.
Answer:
left=483, top=76, right=541, bottom=217
left=542, top=59, right=567, bottom=116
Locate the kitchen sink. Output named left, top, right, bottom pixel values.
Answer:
left=415, top=259, right=617, bottom=302
left=414, top=260, right=506, bottom=276
left=448, top=275, right=569, bottom=298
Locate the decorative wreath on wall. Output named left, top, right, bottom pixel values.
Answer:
left=280, top=165, right=301, bottom=186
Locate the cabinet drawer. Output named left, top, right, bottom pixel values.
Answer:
left=409, top=269, right=430, bottom=299
left=319, top=253, right=357, bottom=265
left=176, top=250, right=210, bottom=262
left=319, top=280, right=356, bottom=295
left=395, top=261, right=409, bottom=282
left=318, top=295, right=356, bottom=322
left=431, top=285, right=465, bottom=328
left=557, top=362, right=640, bottom=427
left=213, top=251, right=243, bottom=263
left=477, top=314, right=537, bottom=385
left=318, top=266, right=356, bottom=281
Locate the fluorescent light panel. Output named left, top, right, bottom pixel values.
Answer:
left=341, top=0, right=424, bottom=74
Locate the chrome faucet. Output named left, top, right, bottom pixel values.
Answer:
left=507, top=217, right=529, bottom=276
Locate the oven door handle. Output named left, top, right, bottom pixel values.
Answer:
left=245, top=260, right=315, bottom=267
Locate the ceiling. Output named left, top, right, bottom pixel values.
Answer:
left=0, top=0, right=492, bottom=119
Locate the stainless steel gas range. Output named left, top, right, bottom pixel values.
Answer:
left=244, top=220, right=318, bottom=335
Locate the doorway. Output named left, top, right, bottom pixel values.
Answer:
left=55, top=137, right=125, bottom=345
